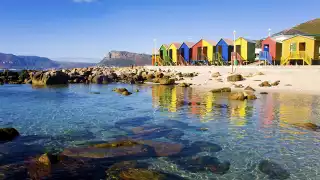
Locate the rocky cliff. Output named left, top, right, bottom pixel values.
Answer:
left=99, top=51, right=151, bottom=67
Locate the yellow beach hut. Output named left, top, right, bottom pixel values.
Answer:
left=192, top=39, right=217, bottom=64
left=233, top=37, right=256, bottom=64
left=168, top=43, right=181, bottom=65
left=281, top=35, right=320, bottom=65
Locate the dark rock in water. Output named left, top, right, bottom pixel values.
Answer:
left=293, top=122, right=320, bottom=131
left=106, top=160, right=149, bottom=180
left=31, top=70, right=69, bottom=86
left=211, top=87, right=231, bottom=93
left=227, top=74, right=243, bottom=82
left=112, top=88, right=132, bottom=96
left=260, top=92, right=268, bottom=94
left=159, top=78, right=175, bottom=85
left=131, top=126, right=173, bottom=140
left=0, top=163, right=29, bottom=179
left=38, top=153, right=60, bottom=166
left=174, top=141, right=222, bottom=157
left=165, top=129, right=184, bottom=141
left=162, top=120, right=191, bottom=129
left=0, top=128, right=20, bottom=142
left=140, top=140, right=184, bottom=157
left=229, top=92, right=245, bottom=101
left=115, top=116, right=152, bottom=129
left=258, top=160, right=290, bottom=179
left=197, top=127, right=209, bottom=132
left=174, top=156, right=230, bottom=174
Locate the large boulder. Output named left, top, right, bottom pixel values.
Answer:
left=258, top=160, right=290, bottom=179
left=259, top=81, right=271, bottom=87
left=211, top=87, right=231, bottom=93
left=228, top=92, right=246, bottom=101
left=227, top=74, right=243, bottom=82
left=31, top=71, right=69, bottom=86
left=0, top=128, right=20, bottom=141
left=159, top=78, right=175, bottom=85
left=211, top=72, right=221, bottom=78
left=293, top=122, right=319, bottom=131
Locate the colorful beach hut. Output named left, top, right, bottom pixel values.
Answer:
left=192, top=39, right=217, bottom=64
left=233, top=37, right=256, bottom=63
left=168, top=43, right=181, bottom=65
left=179, top=42, right=195, bottom=64
left=216, top=38, right=234, bottom=63
left=281, top=35, right=320, bottom=65
left=159, top=44, right=169, bottom=65
left=259, top=37, right=282, bottom=65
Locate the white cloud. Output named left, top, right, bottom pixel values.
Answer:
left=73, top=0, right=97, bottom=3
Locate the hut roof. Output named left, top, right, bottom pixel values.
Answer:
left=242, top=38, right=256, bottom=44
left=283, top=34, right=316, bottom=41
left=205, top=40, right=217, bottom=46
left=222, top=38, right=234, bottom=46
left=170, top=43, right=182, bottom=48
left=183, top=42, right=195, bottom=48
left=161, top=44, right=169, bottom=49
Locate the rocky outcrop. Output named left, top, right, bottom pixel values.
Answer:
left=227, top=74, right=243, bottom=82
left=229, top=92, right=257, bottom=101
left=258, top=160, right=290, bottom=179
left=0, top=128, right=20, bottom=141
left=31, top=70, right=69, bottom=86
left=211, top=87, right=231, bottom=93
left=112, top=88, right=132, bottom=96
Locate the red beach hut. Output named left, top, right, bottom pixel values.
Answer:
left=259, top=37, right=282, bottom=64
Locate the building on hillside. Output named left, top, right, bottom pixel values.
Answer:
left=191, top=39, right=217, bottom=64
left=232, top=37, right=256, bottom=64
left=168, top=43, right=181, bottom=65
left=281, top=35, right=320, bottom=65
left=216, top=38, right=234, bottom=63
left=179, top=42, right=195, bottom=64
left=259, top=37, right=283, bottom=65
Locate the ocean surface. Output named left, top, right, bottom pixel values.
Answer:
left=0, top=84, right=319, bottom=179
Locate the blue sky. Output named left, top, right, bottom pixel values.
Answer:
left=0, top=0, right=319, bottom=62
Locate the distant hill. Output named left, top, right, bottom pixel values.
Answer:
left=273, top=18, right=320, bottom=36
left=0, top=52, right=96, bottom=69
left=99, top=51, right=152, bottom=67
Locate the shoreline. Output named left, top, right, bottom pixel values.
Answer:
left=145, top=66, right=320, bottom=96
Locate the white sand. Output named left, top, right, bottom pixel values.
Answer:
left=145, top=65, right=320, bottom=95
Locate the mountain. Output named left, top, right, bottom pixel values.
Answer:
left=99, top=51, right=152, bottom=67
left=273, top=18, right=320, bottom=36
left=0, top=52, right=95, bottom=69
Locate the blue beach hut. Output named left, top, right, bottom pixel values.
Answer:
left=216, top=38, right=234, bottom=62
left=179, top=42, right=195, bottom=63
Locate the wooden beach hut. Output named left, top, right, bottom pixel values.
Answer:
left=216, top=38, right=234, bottom=64
left=179, top=42, right=195, bottom=64
left=233, top=37, right=256, bottom=64
left=159, top=44, right=170, bottom=65
left=259, top=37, right=282, bottom=65
left=191, top=39, right=217, bottom=65
left=281, top=35, right=320, bottom=65
left=168, top=43, right=181, bottom=65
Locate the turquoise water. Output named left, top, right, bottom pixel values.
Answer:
left=0, top=84, right=320, bottom=179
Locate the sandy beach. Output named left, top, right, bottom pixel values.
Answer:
left=145, top=65, right=320, bottom=95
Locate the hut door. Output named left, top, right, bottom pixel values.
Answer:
left=264, top=44, right=269, bottom=52
left=197, top=47, right=202, bottom=60
left=236, top=45, right=241, bottom=55
left=181, top=48, right=185, bottom=59
left=218, top=46, right=222, bottom=54
left=169, top=49, right=173, bottom=60
left=290, top=43, right=297, bottom=52
left=160, top=50, right=164, bottom=60
left=203, top=47, right=208, bottom=59
left=299, top=42, right=306, bottom=52
left=189, top=49, right=192, bottom=61
left=176, top=50, right=179, bottom=61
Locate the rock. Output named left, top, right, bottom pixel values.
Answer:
left=293, top=122, right=319, bottom=131
left=256, top=72, right=265, bottom=75
left=260, top=92, right=268, bottom=94
left=178, top=83, right=191, bottom=87
left=285, top=84, right=292, bottom=86
left=211, top=87, right=231, bottom=93
left=183, top=73, right=195, bottom=77
left=258, top=160, right=290, bottom=179
left=0, top=128, right=20, bottom=141
left=113, top=88, right=132, bottom=96
left=234, top=84, right=244, bottom=88
left=227, top=74, right=243, bottom=82
left=259, top=81, right=271, bottom=87
left=229, top=92, right=245, bottom=101
left=31, top=71, right=69, bottom=86
left=245, top=91, right=257, bottom=100
left=155, top=72, right=164, bottom=78
left=105, top=161, right=149, bottom=180
left=122, top=91, right=132, bottom=96
left=271, top=80, right=280, bottom=86
left=141, top=140, right=183, bottom=157
left=146, top=73, right=155, bottom=80
left=93, top=140, right=140, bottom=148
left=159, top=78, right=175, bottom=85
left=174, top=156, right=230, bottom=174
left=211, top=72, right=221, bottom=78
left=244, top=86, right=255, bottom=91
left=119, top=168, right=165, bottom=180
left=38, top=153, right=59, bottom=166
left=197, top=127, right=209, bottom=132
left=152, top=78, right=160, bottom=83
